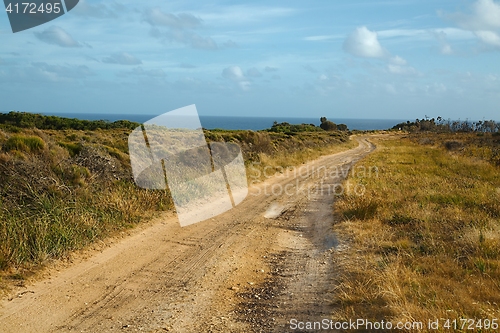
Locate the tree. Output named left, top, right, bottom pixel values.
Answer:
left=337, top=123, right=348, bottom=131
left=320, top=117, right=337, bottom=131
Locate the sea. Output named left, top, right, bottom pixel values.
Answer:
left=32, top=112, right=405, bottom=131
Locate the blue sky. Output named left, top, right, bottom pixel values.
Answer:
left=0, top=0, right=499, bottom=120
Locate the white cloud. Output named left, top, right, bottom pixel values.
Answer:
left=378, top=29, right=425, bottom=38
left=432, top=31, right=454, bottom=55
left=444, top=0, right=500, bottom=49
left=102, top=52, right=142, bottom=65
left=432, top=28, right=477, bottom=40
left=238, top=81, right=251, bottom=90
left=387, top=55, right=420, bottom=75
left=440, top=44, right=453, bottom=54
left=145, top=9, right=202, bottom=29
left=474, top=30, right=500, bottom=46
left=222, top=66, right=251, bottom=90
left=447, top=0, right=500, bottom=31
left=222, top=66, right=245, bottom=81
left=304, top=35, right=332, bottom=41
left=34, top=26, right=81, bottom=48
left=390, top=56, right=407, bottom=65
left=387, top=64, right=418, bottom=76
left=303, top=35, right=343, bottom=41
left=377, top=28, right=475, bottom=41
left=343, top=28, right=421, bottom=75
left=343, top=26, right=387, bottom=58
left=265, top=66, right=278, bottom=72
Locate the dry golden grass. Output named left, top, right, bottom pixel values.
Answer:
left=244, top=133, right=358, bottom=182
left=332, top=135, right=500, bottom=331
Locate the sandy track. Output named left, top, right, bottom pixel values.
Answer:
left=0, top=137, right=375, bottom=333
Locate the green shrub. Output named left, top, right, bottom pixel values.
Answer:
left=269, top=121, right=323, bottom=133
left=5, top=135, right=45, bottom=153
left=66, top=133, right=78, bottom=141
left=58, top=142, right=82, bottom=157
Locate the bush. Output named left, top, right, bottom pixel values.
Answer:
left=337, top=124, right=348, bottom=131
left=58, top=142, right=82, bottom=157
left=320, top=120, right=337, bottom=131
left=320, top=117, right=338, bottom=131
left=5, top=135, right=45, bottom=153
left=444, top=141, right=463, bottom=151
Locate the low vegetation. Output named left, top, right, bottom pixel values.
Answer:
left=332, top=134, right=500, bottom=331
left=267, top=117, right=348, bottom=134
left=0, top=112, right=354, bottom=292
left=393, top=116, right=500, bottom=134
left=0, top=128, right=172, bottom=278
left=413, top=132, right=500, bottom=167
left=0, top=111, right=140, bottom=131
left=205, top=129, right=356, bottom=182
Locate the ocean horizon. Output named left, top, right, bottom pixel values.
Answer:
left=27, top=112, right=405, bottom=131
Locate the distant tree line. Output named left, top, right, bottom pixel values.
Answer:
left=269, top=121, right=323, bottom=133
left=0, top=111, right=140, bottom=131
left=392, top=116, right=500, bottom=133
left=268, top=117, right=349, bottom=133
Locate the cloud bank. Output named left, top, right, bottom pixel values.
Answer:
left=145, top=8, right=218, bottom=50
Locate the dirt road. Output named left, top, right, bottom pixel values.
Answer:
left=0, top=137, right=375, bottom=333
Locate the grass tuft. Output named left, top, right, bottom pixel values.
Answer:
left=5, top=135, right=45, bottom=153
